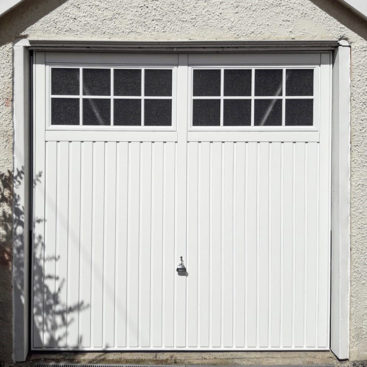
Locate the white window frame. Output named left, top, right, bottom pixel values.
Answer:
left=12, top=40, right=350, bottom=361
left=189, top=65, right=319, bottom=131
left=46, top=58, right=178, bottom=132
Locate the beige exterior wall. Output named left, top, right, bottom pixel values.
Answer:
left=0, top=0, right=366, bottom=362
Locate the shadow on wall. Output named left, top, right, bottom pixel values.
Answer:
left=1, top=168, right=87, bottom=350
left=310, top=0, right=367, bottom=40
left=0, top=0, right=68, bottom=47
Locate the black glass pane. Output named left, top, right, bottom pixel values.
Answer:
left=286, top=69, right=314, bottom=96
left=255, top=69, right=283, bottom=96
left=224, top=70, right=251, bottom=96
left=83, top=99, right=110, bottom=125
left=145, top=70, right=172, bottom=96
left=52, top=68, right=79, bottom=95
left=144, top=99, right=171, bottom=126
left=193, top=100, right=220, bottom=126
left=83, top=69, right=110, bottom=96
left=114, top=69, right=141, bottom=96
left=51, top=98, right=79, bottom=125
left=114, top=99, right=141, bottom=126
left=255, top=99, right=282, bottom=126
left=286, top=99, right=313, bottom=126
left=224, top=100, right=251, bottom=126
left=193, top=70, right=220, bottom=96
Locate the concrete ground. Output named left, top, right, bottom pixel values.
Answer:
left=25, top=351, right=346, bottom=366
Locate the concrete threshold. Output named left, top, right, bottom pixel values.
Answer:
left=26, top=351, right=345, bottom=366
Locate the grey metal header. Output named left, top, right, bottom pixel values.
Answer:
left=28, top=40, right=339, bottom=53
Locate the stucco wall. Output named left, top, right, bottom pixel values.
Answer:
left=0, top=0, right=366, bottom=362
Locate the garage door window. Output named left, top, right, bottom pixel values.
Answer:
left=192, top=68, right=314, bottom=127
left=51, top=67, right=174, bottom=127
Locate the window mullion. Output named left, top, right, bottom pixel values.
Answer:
left=282, top=68, right=286, bottom=126
left=220, top=68, right=224, bottom=126
left=79, top=67, right=83, bottom=126
left=251, top=68, right=255, bottom=126
left=141, top=68, right=145, bottom=126
left=110, top=68, right=114, bottom=126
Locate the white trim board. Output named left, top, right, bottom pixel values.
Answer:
left=339, top=0, right=367, bottom=20
left=12, top=40, right=350, bottom=361
left=12, top=38, right=31, bottom=362
left=330, top=41, right=351, bottom=360
left=0, top=0, right=24, bottom=17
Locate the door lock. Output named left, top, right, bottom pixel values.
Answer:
left=176, top=256, right=188, bottom=276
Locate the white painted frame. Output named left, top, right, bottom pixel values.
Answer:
left=12, top=41, right=350, bottom=361
left=330, top=41, right=351, bottom=360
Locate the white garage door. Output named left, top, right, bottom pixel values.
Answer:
left=31, top=52, right=331, bottom=350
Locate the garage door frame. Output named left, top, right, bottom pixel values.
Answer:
left=12, top=39, right=350, bottom=361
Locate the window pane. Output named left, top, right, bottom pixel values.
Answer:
left=145, top=70, right=172, bottom=96
left=255, top=69, right=282, bottom=96
left=224, top=100, right=251, bottom=126
left=193, top=70, right=221, bottom=96
left=114, top=69, right=141, bottom=96
left=286, top=99, right=313, bottom=126
left=52, top=68, right=79, bottom=95
left=83, top=69, right=110, bottom=96
left=83, top=99, right=110, bottom=125
left=286, top=69, right=314, bottom=96
left=224, top=70, right=251, bottom=96
left=114, top=99, right=141, bottom=126
left=193, top=99, right=220, bottom=126
left=144, top=99, right=171, bottom=126
left=51, top=98, right=79, bottom=125
left=255, top=99, right=282, bottom=126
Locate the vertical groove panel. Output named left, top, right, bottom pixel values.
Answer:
left=305, top=143, right=319, bottom=347
left=151, top=142, right=164, bottom=347
left=127, top=142, right=140, bottom=347
left=258, top=142, right=270, bottom=348
left=91, top=142, right=105, bottom=348
left=67, top=142, right=81, bottom=347
left=36, top=138, right=328, bottom=350
left=234, top=142, right=246, bottom=348
left=163, top=142, right=176, bottom=347
left=198, top=142, right=210, bottom=347
left=281, top=143, right=294, bottom=347
left=115, top=142, right=129, bottom=347
left=318, top=140, right=330, bottom=347
left=43, top=142, right=57, bottom=347
left=222, top=142, right=234, bottom=348
left=139, top=142, right=152, bottom=347
left=293, top=143, right=306, bottom=347
left=210, top=142, right=222, bottom=348
left=270, top=142, right=282, bottom=347
left=104, top=142, right=117, bottom=347
left=79, top=141, right=93, bottom=348
left=187, top=142, right=199, bottom=347
left=245, top=142, right=258, bottom=348
left=54, top=142, right=69, bottom=348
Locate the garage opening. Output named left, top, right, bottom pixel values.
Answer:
left=31, top=52, right=331, bottom=350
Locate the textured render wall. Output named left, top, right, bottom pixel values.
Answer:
left=0, top=0, right=366, bottom=362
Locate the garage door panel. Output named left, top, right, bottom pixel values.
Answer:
left=32, top=53, right=331, bottom=351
